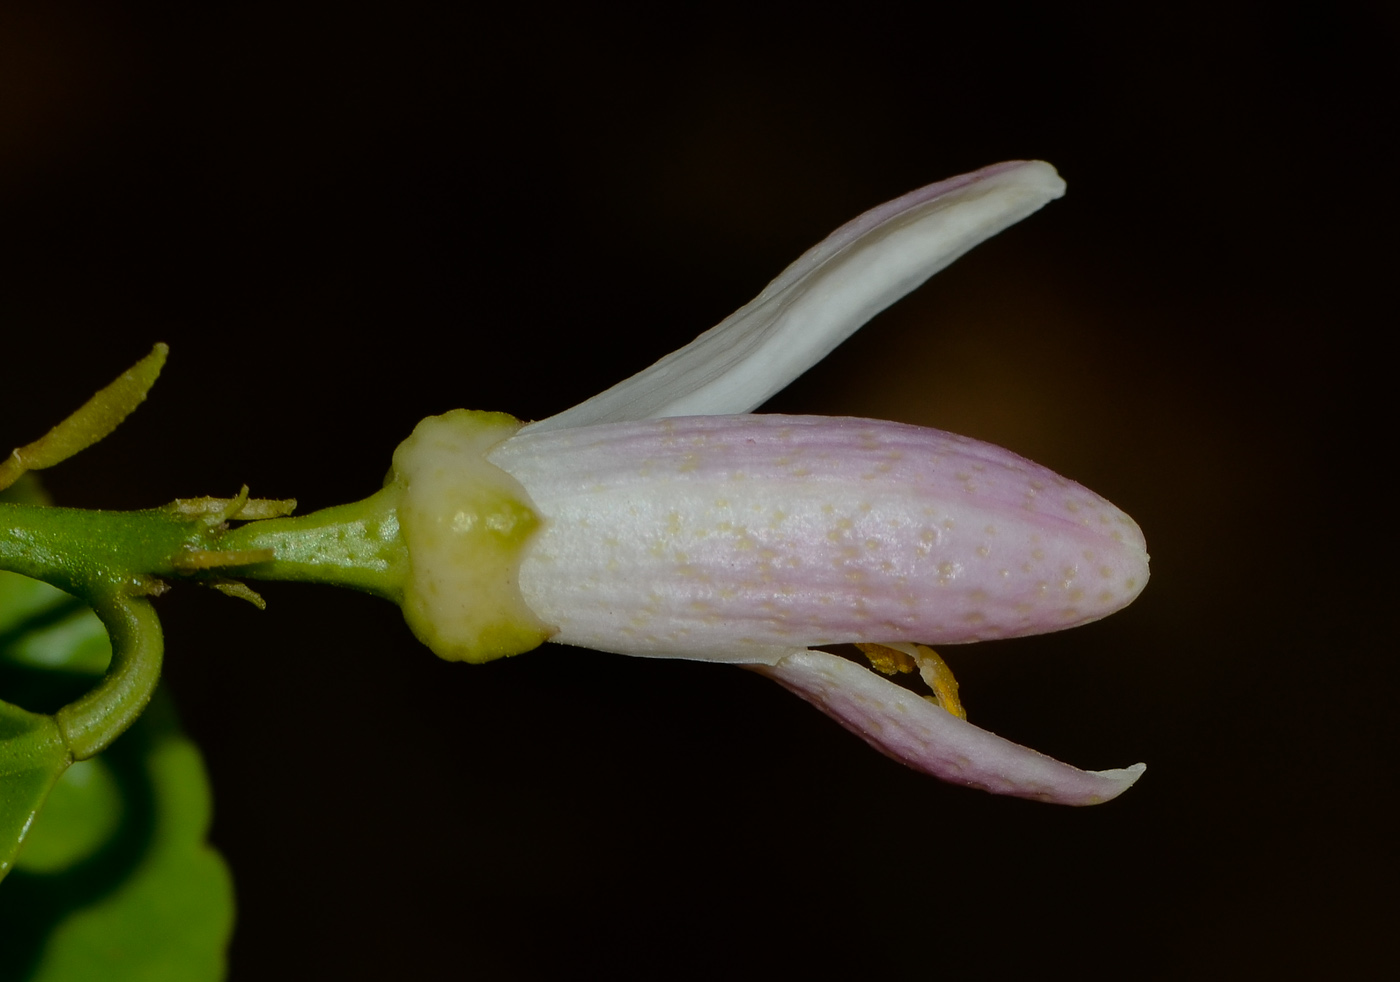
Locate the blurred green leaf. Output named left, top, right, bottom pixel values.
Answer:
left=15, top=696, right=235, bottom=982
left=15, top=756, right=123, bottom=874
left=1, top=566, right=83, bottom=882
left=0, top=701, right=70, bottom=880
left=0, top=572, right=112, bottom=678
left=2, top=528, right=234, bottom=979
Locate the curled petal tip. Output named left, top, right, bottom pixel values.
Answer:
left=529, top=161, right=1067, bottom=432
left=757, top=649, right=1144, bottom=806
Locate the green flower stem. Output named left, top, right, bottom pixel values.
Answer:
left=54, top=595, right=163, bottom=761
left=1, top=485, right=409, bottom=761
left=217, top=486, right=409, bottom=602
left=0, top=346, right=413, bottom=804
left=0, top=490, right=409, bottom=601
left=0, top=504, right=192, bottom=762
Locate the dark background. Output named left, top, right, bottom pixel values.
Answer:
left=2, top=3, right=1393, bottom=977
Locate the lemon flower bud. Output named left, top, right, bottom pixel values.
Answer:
left=385, top=161, right=1150, bottom=804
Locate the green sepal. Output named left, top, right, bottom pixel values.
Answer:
left=0, top=344, right=168, bottom=493
left=390, top=410, right=554, bottom=663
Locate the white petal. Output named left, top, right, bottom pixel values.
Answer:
left=756, top=648, right=1145, bottom=805
left=491, top=414, right=1148, bottom=662
left=526, top=161, right=1066, bottom=434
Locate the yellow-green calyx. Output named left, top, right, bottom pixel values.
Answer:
left=389, top=410, right=554, bottom=663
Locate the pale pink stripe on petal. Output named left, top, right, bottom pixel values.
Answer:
left=492, top=414, right=1148, bottom=661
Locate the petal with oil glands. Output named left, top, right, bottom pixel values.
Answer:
left=490, top=413, right=1148, bottom=662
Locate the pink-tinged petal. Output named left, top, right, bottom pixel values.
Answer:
left=757, top=648, right=1145, bottom=805
left=526, top=161, right=1065, bottom=433
left=490, top=414, right=1148, bottom=662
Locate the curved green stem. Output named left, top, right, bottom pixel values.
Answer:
left=54, top=593, right=164, bottom=760
left=1, top=344, right=413, bottom=768
left=2, top=484, right=408, bottom=760
left=0, top=503, right=229, bottom=760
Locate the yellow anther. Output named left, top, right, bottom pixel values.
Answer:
left=855, top=642, right=917, bottom=675
left=856, top=642, right=967, bottom=720
left=913, top=644, right=966, bottom=720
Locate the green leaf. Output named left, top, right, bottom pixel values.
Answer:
left=1, top=568, right=82, bottom=881
left=0, top=701, right=70, bottom=881
left=0, top=481, right=74, bottom=880
left=0, top=692, right=234, bottom=981
left=0, top=571, right=112, bottom=677
left=13, top=696, right=235, bottom=982
left=1, top=563, right=234, bottom=980
left=13, top=756, right=124, bottom=874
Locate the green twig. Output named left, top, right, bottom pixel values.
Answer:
left=54, top=593, right=164, bottom=761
